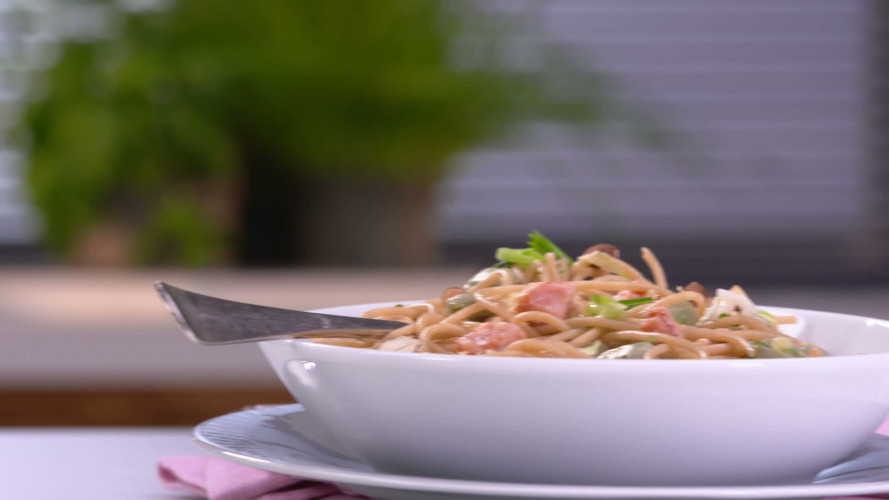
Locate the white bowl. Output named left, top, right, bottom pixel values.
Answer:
left=258, top=304, right=889, bottom=487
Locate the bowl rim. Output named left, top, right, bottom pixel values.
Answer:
left=261, top=302, right=889, bottom=371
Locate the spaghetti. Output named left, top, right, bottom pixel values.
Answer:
left=316, top=231, right=824, bottom=359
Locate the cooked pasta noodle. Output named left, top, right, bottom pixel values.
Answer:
left=317, top=231, right=824, bottom=359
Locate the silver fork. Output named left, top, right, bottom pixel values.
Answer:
left=155, top=282, right=407, bottom=345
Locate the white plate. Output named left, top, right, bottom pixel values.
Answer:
left=194, top=404, right=889, bottom=500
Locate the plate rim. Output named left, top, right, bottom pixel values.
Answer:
left=193, top=404, right=889, bottom=499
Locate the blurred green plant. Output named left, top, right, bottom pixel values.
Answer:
left=22, top=0, right=615, bottom=266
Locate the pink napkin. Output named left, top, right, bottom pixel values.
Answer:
left=158, top=455, right=370, bottom=500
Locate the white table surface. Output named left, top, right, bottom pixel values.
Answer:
left=0, top=427, right=206, bottom=499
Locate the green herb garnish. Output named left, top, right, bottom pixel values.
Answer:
left=527, top=230, right=572, bottom=264
left=617, top=297, right=654, bottom=308
left=580, top=340, right=603, bottom=357
left=585, top=294, right=627, bottom=320
left=668, top=301, right=698, bottom=325
left=494, top=230, right=571, bottom=267
left=494, top=247, right=543, bottom=267
left=757, top=309, right=777, bottom=322
left=752, top=338, right=804, bottom=358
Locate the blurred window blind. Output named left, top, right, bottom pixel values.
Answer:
left=0, top=1, right=38, bottom=246
left=866, top=0, right=889, bottom=274
left=0, top=0, right=872, bottom=258
left=437, top=0, right=870, bottom=248
left=0, top=139, right=32, bottom=245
